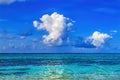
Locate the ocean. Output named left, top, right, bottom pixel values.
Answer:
left=0, top=53, right=120, bottom=80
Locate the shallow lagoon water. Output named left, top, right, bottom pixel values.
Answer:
left=0, top=53, right=120, bottom=80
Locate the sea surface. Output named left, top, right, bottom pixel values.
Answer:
left=0, top=53, right=120, bottom=80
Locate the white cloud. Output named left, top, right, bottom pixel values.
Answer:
left=88, top=31, right=111, bottom=47
left=110, top=30, right=118, bottom=33
left=94, top=8, right=117, bottom=14
left=33, top=12, right=73, bottom=46
left=20, top=36, right=26, bottom=39
left=0, top=0, right=26, bottom=4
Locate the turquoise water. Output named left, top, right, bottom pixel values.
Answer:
left=0, top=53, right=120, bottom=80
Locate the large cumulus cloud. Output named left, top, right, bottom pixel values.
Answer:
left=33, top=12, right=73, bottom=46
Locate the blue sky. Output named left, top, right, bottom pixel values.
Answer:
left=0, top=0, right=120, bottom=53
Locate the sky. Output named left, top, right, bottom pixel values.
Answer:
left=0, top=0, right=120, bottom=53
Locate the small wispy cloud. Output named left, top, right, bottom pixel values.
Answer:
left=0, top=34, right=16, bottom=40
left=110, top=30, right=118, bottom=33
left=94, top=7, right=118, bottom=14
left=18, top=29, right=33, bottom=39
left=0, top=0, right=26, bottom=5
left=19, top=36, right=26, bottom=39
left=31, top=38, right=40, bottom=43
left=0, top=29, right=16, bottom=40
